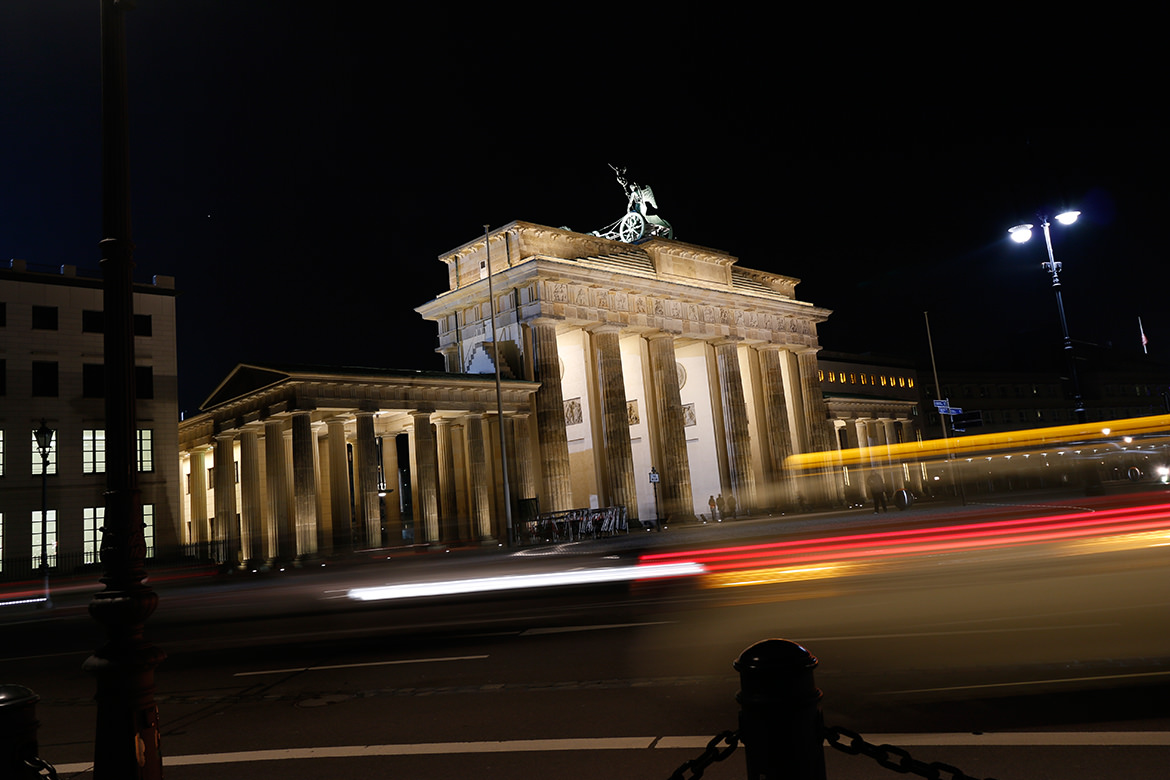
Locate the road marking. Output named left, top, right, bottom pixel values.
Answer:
left=51, top=732, right=1170, bottom=773
left=884, top=668, right=1170, bottom=694
left=233, top=654, right=488, bottom=677
left=520, top=620, right=673, bottom=636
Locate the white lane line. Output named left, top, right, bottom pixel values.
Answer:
left=51, top=732, right=1170, bottom=773
left=233, top=654, right=488, bottom=677
left=884, top=668, right=1170, bottom=694
left=520, top=621, right=674, bottom=636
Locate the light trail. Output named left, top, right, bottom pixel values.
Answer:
left=637, top=501, right=1170, bottom=587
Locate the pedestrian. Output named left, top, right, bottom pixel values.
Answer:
left=715, top=494, right=725, bottom=522
left=726, top=493, right=737, bottom=519
left=866, top=472, right=888, bottom=513
left=708, top=495, right=717, bottom=521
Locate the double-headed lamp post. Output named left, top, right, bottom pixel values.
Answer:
left=33, top=419, right=55, bottom=609
left=1008, top=210, right=1087, bottom=424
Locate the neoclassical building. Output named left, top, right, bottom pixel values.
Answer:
left=416, top=221, right=840, bottom=522
left=176, top=221, right=847, bottom=564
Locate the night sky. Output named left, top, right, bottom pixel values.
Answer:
left=3, top=4, right=1166, bottom=416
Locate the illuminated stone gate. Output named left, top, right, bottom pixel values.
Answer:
left=415, top=221, right=841, bottom=522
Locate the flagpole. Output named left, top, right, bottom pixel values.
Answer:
left=1140, top=316, right=1148, bottom=355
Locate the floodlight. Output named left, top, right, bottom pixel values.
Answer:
left=1054, top=210, right=1081, bottom=225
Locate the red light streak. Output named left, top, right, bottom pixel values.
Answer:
left=637, top=502, right=1170, bottom=575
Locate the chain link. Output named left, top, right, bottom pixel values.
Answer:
left=25, top=755, right=61, bottom=780
left=667, top=730, right=740, bottom=780
left=824, top=725, right=998, bottom=780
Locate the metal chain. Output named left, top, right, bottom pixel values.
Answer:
left=668, top=730, right=740, bottom=780
left=25, top=755, right=61, bottom=780
left=824, top=725, right=998, bottom=780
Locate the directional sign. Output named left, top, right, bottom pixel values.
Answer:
left=936, top=406, right=962, bottom=416
left=932, top=399, right=949, bottom=409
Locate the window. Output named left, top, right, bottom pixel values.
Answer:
left=31, top=510, right=58, bottom=568
left=32, top=305, right=58, bottom=330
left=136, top=366, right=154, bottom=400
left=82, top=310, right=104, bottom=333
left=134, top=314, right=152, bottom=337
left=137, top=429, right=154, bottom=473
left=907, top=378, right=915, bottom=389
left=32, top=361, right=58, bottom=397
left=0, top=358, right=5, bottom=395
left=83, top=364, right=104, bottom=398
left=31, top=432, right=57, bottom=475
left=0, top=301, right=5, bottom=326
left=144, top=503, right=155, bottom=558
left=83, top=429, right=106, bottom=474
left=84, top=507, right=104, bottom=564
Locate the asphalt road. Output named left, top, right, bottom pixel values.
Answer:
left=4, top=492, right=1170, bottom=779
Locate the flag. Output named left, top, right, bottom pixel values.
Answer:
left=1140, top=316, right=1148, bottom=354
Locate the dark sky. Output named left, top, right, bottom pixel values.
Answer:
left=3, top=4, right=1166, bottom=415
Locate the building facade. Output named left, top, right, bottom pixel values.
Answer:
left=415, top=222, right=841, bottom=522
left=177, top=365, right=540, bottom=563
left=0, top=260, right=180, bottom=579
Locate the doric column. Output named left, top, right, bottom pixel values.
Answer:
left=646, top=332, right=693, bottom=521
left=713, top=339, right=755, bottom=514
left=353, top=411, right=381, bottom=549
left=882, top=418, right=904, bottom=489
left=264, top=419, right=294, bottom=563
left=464, top=413, right=494, bottom=543
left=411, top=410, right=441, bottom=545
left=238, top=429, right=264, bottom=567
left=510, top=412, right=536, bottom=501
left=797, top=349, right=841, bottom=505
left=325, top=417, right=353, bottom=552
left=529, top=319, right=573, bottom=512
left=214, top=432, right=239, bottom=566
left=291, top=411, right=318, bottom=557
left=188, top=447, right=209, bottom=551
left=381, top=430, right=401, bottom=545
left=591, top=326, right=638, bottom=518
left=757, top=345, right=795, bottom=511
left=901, top=420, right=924, bottom=494
left=435, top=418, right=458, bottom=542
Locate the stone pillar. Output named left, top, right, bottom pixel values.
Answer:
left=883, top=418, right=904, bottom=489
left=901, top=420, right=923, bottom=493
left=325, top=417, right=353, bottom=552
left=213, top=433, right=239, bottom=566
left=291, top=411, right=318, bottom=557
left=264, top=419, right=294, bottom=563
left=529, top=319, right=573, bottom=512
left=381, top=431, right=401, bottom=545
left=797, top=349, right=840, bottom=505
left=188, top=448, right=209, bottom=552
left=464, top=413, right=495, bottom=543
left=713, top=339, right=755, bottom=514
left=757, top=346, right=795, bottom=511
left=646, top=332, right=693, bottom=521
left=353, top=411, right=381, bottom=549
left=591, top=326, right=638, bottom=518
left=511, top=413, right=536, bottom=501
left=411, top=411, right=441, bottom=545
left=435, top=418, right=458, bottom=542
left=238, top=429, right=264, bottom=567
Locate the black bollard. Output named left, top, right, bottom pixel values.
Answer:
left=0, top=684, right=43, bottom=779
left=735, top=639, right=827, bottom=780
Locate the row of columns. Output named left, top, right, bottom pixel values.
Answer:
left=189, top=408, right=536, bottom=566
left=525, top=319, right=836, bottom=520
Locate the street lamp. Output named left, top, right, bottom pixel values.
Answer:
left=1008, top=210, right=1087, bottom=423
left=33, top=419, right=54, bottom=609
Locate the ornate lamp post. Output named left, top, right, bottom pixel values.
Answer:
left=33, top=420, right=55, bottom=609
left=1008, top=211, right=1087, bottom=424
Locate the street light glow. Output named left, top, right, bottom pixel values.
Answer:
left=1008, top=224, right=1033, bottom=243
left=1054, top=210, right=1081, bottom=225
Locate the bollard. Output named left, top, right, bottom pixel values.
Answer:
left=0, top=684, right=44, bottom=779
left=735, top=639, right=827, bottom=780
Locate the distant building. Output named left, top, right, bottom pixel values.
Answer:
left=0, top=260, right=180, bottom=579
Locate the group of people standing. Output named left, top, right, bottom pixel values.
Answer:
left=707, top=493, right=737, bottom=521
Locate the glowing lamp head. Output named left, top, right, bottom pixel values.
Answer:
left=1008, top=224, right=1033, bottom=243
left=1054, top=210, right=1081, bottom=225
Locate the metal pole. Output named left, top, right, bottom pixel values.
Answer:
left=83, top=3, right=165, bottom=778
left=485, top=225, right=514, bottom=545
left=924, top=312, right=964, bottom=505
left=1041, top=219, right=1087, bottom=423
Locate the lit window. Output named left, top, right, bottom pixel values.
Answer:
left=908, top=378, right=915, bottom=389
left=818, top=370, right=824, bottom=381
left=84, top=507, right=104, bottom=564
left=137, top=429, right=154, bottom=473
left=828, top=372, right=835, bottom=382
left=899, top=377, right=906, bottom=388
left=860, top=374, right=867, bottom=385
left=144, top=504, right=155, bottom=558
left=31, top=432, right=57, bottom=475
left=881, top=376, right=887, bottom=387
left=849, top=373, right=856, bottom=384
left=31, top=510, right=58, bottom=568
left=83, top=429, right=106, bottom=474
